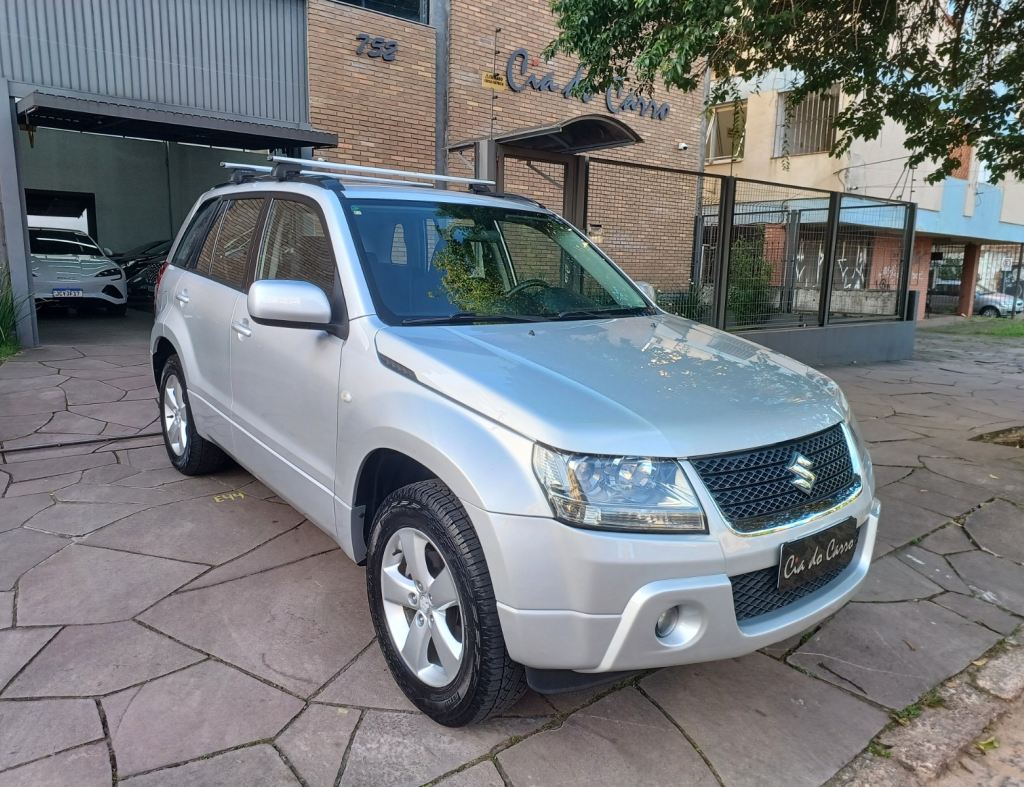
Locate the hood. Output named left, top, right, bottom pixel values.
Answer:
left=375, top=314, right=845, bottom=457
left=33, top=257, right=114, bottom=282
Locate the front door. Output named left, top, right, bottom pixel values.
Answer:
left=497, top=149, right=585, bottom=227
left=228, top=196, right=344, bottom=535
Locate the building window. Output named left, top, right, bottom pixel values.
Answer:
left=705, top=102, right=746, bottom=162
left=774, top=88, right=840, bottom=157
left=335, top=0, right=428, bottom=24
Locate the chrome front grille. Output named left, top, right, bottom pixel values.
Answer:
left=691, top=424, right=859, bottom=533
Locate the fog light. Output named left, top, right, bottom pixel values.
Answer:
left=655, top=607, right=679, bottom=639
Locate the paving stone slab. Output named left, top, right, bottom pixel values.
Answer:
left=0, top=414, right=51, bottom=442
left=103, top=660, right=303, bottom=776
left=789, top=601, right=1000, bottom=709
left=4, top=471, right=82, bottom=498
left=17, top=544, right=204, bottom=625
left=0, top=361, right=59, bottom=380
left=436, top=761, right=504, bottom=787
left=1, top=452, right=114, bottom=483
left=499, top=688, right=716, bottom=787
left=38, top=410, right=108, bottom=436
left=63, top=364, right=152, bottom=382
left=81, top=463, right=141, bottom=484
left=924, top=457, right=1024, bottom=504
left=918, top=524, right=975, bottom=555
left=122, top=445, right=172, bottom=470
left=3, top=620, right=203, bottom=698
left=0, top=741, right=111, bottom=787
left=881, top=481, right=979, bottom=520
left=964, top=499, right=1024, bottom=562
left=54, top=481, right=197, bottom=506
left=84, top=494, right=303, bottom=565
left=872, top=466, right=914, bottom=488
left=70, top=399, right=159, bottom=429
left=0, top=374, right=69, bottom=395
left=317, top=644, right=416, bottom=711
left=0, top=387, right=66, bottom=416
left=932, top=592, right=1021, bottom=635
left=277, top=704, right=359, bottom=787
left=853, top=555, right=942, bottom=602
left=0, top=492, right=54, bottom=533
left=120, top=744, right=297, bottom=787
left=0, top=527, right=67, bottom=591
left=873, top=496, right=950, bottom=556
left=14, top=347, right=82, bottom=363
left=948, top=549, right=1024, bottom=615
left=60, top=377, right=126, bottom=405
left=184, top=521, right=339, bottom=591
left=896, top=545, right=971, bottom=594
left=343, top=710, right=540, bottom=787
left=642, top=654, right=887, bottom=787
left=0, top=698, right=103, bottom=769
left=24, top=501, right=147, bottom=537
left=0, top=593, right=11, bottom=629
left=0, top=627, right=59, bottom=689
left=142, top=552, right=373, bottom=696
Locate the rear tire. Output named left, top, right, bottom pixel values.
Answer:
left=159, top=354, right=227, bottom=475
left=979, top=305, right=1000, bottom=318
left=366, top=480, right=526, bottom=726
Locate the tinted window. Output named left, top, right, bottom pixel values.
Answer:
left=171, top=200, right=219, bottom=270
left=255, top=200, right=335, bottom=294
left=29, top=230, right=103, bottom=257
left=206, top=199, right=263, bottom=289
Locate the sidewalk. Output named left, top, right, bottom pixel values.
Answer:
left=0, top=326, right=1022, bottom=786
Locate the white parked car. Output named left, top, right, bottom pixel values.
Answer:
left=29, top=227, right=127, bottom=315
left=150, top=157, right=878, bottom=726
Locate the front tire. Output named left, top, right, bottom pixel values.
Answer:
left=159, top=354, right=227, bottom=475
left=366, top=480, right=526, bottom=726
left=979, top=305, right=1000, bottom=318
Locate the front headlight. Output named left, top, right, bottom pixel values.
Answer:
left=532, top=445, right=706, bottom=533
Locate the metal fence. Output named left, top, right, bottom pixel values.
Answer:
left=585, top=158, right=916, bottom=333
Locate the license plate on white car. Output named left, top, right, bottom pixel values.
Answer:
left=777, top=517, right=859, bottom=592
left=52, top=288, right=83, bottom=298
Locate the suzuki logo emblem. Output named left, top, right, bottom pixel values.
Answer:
left=787, top=453, right=817, bottom=495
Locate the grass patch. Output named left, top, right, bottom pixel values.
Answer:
left=890, top=703, right=924, bottom=726
left=923, top=317, right=1024, bottom=337
left=0, top=267, right=24, bottom=359
left=867, top=741, right=892, bottom=758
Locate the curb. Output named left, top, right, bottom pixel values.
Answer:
left=829, top=636, right=1023, bottom=785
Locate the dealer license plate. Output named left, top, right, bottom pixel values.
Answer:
left=52, top=288, right=83, bottom=298
left=777, top=517, right=859, bottom=592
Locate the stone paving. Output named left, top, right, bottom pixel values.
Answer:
left=1, top=322, right=1023, bottom=786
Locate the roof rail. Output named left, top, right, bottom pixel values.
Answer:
left=220, top=162, right=428, bottom=188
left=269, top=155, right=496, bottom=188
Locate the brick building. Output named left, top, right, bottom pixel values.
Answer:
left=305, top=0, right=706, bottom=288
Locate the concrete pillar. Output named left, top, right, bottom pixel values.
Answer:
left=957, top=243, right=981, bottom=317
left=0, top=82, right=38, bottom=347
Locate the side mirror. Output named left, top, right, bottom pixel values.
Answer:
left=247, top=279, right=333, bottom=330
left=635, top=281, right=657, bottom=303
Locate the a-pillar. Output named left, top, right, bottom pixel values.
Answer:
left=957, top=243, right=981, bottom=317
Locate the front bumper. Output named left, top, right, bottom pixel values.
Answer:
left=466, top=496, right=878, bottom=673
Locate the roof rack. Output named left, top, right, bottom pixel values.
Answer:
left=270, top=155, right=495, bottom=188
left=220, top=162, right=428, bottom=188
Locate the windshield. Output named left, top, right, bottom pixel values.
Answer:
left=342, top=200, right=651, bottom=324
left=29, top=229, right=104, bottom=257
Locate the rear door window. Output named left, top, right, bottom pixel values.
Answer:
left=171, top=200, right=220, bottom=270
left=201, top=198, right=264, bottom=290
left=254, top=199, right=335, bottom=294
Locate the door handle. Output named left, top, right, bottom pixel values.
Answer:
left=231, top=320, right=252, bottom=338
left=175, top=291, right=190, bottom=304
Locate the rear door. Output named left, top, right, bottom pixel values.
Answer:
left=228, top=196, right=344, bottom=533
left=171, top=197, right=264, bottom=452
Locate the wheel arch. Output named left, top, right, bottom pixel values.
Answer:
left=151, top=336, right=177, bottom=386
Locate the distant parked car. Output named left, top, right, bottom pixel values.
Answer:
left=975, top=286, right=1023, bottom=317
left=928, top=283, right=1023, bottom=317
left=127, top=257, right=163, bottom=307
left=111, top=238, right=170, bottom=265
left=29, top=227, right=127, bottom=316
left=119, top=240, right=171, bottom=280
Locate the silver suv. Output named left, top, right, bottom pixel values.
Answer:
left=151, top=157, right=878, bottom=726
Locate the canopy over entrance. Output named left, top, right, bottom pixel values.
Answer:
left=17, top=91, right=337, bottom=150
left=495, top=114, right=642, bottom=154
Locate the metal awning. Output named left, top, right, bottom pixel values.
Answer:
left=495, top=115, right=642, bottom=154
left=17, top=91, right=337, bottom=150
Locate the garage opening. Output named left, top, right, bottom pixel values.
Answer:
left=14, top=91, right=336, bottom=345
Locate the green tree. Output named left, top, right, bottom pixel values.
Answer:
left=547, top=0, right=1024, bottom=183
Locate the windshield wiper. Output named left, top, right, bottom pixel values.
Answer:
left=400, top=312, right=546, bottom=326
left=551, top=306, right=652, bottom=321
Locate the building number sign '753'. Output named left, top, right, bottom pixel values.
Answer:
left=355, top=33, right=397, bottom=62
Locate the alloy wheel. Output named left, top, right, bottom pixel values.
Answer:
left=379, top=527, right=465, bottom=687
left=162, top=373, right=189, bottom=457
